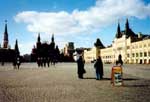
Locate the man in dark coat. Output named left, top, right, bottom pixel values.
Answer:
left=116, top=54, right=123, bottom=66
left=37, top=57, right=41, bottom=67
left=94, top=56, right=104, bottom=80
left=77, top=56, right=86, bottom=79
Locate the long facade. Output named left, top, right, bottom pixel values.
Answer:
left=101, top=35, right=150, bottom=64
left=84, top=19, right=150, bottom=64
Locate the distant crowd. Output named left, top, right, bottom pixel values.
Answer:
left=36, top=57, right=57, bottom=67
left=1, top=53, right=123, bottom=80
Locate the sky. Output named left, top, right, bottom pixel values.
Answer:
left=0, top=0, right=150, bottom=55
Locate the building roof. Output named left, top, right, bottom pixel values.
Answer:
left=94, top=38, right=105, bottom=49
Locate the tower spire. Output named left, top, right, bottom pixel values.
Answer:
left=125, top=18, right=136, bottom=38
left=125, top=18, right=130, bottom=37
left=36, top=32, right=41, bottom=49
left=125, top=18, right=129, bottom=31
left=94, top=38, right=105, bottom=48
left=50, top=33, right=55, bottom=49
left=15, top=39, right=20, bottom=56
left=37, top=32, right=41, bottom=43
left=51, top=33, right=54, bottom=43
left=116, top=20, right=122, bottom=38
left=3, top=20, right=8, bottom=48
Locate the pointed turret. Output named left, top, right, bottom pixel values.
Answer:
left=15, top=39, right=20, bottom=56
left=115, top=21, right=122, bottom=38
left=125, top=18, right=136, bottom=38
left=125, top=18, right=130, bottom=37
left=94, top=38, right=105, bottom=49
left=37, top=33, right=41, bottom=43
left=51, top=33, right=54, bottom=43
left=125, top=18, right=129, bottom=31
left=50, top=33, right=55, bottom=49
left=3, top=20, right=9, bottom=48
left=36, top=33, right=41, bottom=49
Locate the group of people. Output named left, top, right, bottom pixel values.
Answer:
left=37, top=57, right=56, bottom=68
left=77, top=56, right=104, bottom=80
left=76, top=54, right=123, bottom=80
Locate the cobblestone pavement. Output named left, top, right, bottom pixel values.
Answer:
left=0, top=63, right=149, bottom=102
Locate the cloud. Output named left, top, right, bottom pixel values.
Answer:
left=14, top=0, right=150, bottom=36
left=19, top=42, right=35, bottom=55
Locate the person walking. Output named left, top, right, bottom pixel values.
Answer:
left=37, top=57, right=41, bottom=67
left=94, top=56, right=104, bottom=80
left=13, top=57, right=17, bottom=69
left=77, top=56, right=86, bottom=79
left=116, top=54, right=123, bottom=66
left=16, top=57, right=21, bottom=69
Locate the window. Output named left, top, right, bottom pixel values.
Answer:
left=136, top=53, right=138, bottom=57
left=136, top=59, right=138, bottom=64
left=144, top=52, right=147, bottom=57
left=144, top=59, right=147, bottom=64
left=127, top=54, right=130, bottom=57
left=139, top=45, right=142, bottom=48
left=149, top=52, right=150, bottom=57
left=132, top=53, right=135, bottom=57
left=127, top=46, right=130, bottom=49
left=117, top=47, right=122, bottom=50
left=140, top=52, right=143, bottom=57
left=132, top=46, right=134, bottom=49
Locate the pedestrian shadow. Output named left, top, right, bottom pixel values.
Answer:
left=101, top=78, right=139, bottom=81
left=123, top=78, right=139, bottom=81
left=83, top=77, right=111, bottom=80
left=124, top=84, right=149, bottom=87
left=83, top=77, right=139, bottom=81
left=83, top=77, right=96, bottom=79
left=102, top=78, right=111, bottom=80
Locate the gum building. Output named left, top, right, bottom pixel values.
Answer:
left=84, top=19, right=150, bottom=64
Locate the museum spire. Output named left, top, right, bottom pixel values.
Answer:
left=37, top=32, right=41, bottom=43
left=3, top=20, right=8, bottom=48
left=51, top=33, right=54, bottom=43
left=15, top=39, right=20, bottom=56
